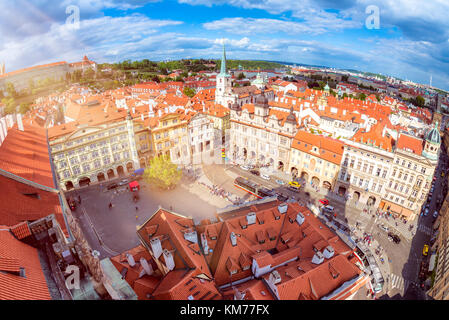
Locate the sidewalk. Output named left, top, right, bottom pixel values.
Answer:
left=180, top=168, right=237, bottom=212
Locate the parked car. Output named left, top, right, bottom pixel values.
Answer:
left=388, top=233, right=401, bottom=244
left=378, top=224, right=389, bottom=232
left=287, top=185, right=300, bottom=193
left=277, top=193, right=288, bottom=202
left=289, top=181, right=300, bottom=188
left=423, top=244, right=429, bottom=256
left=424, top=208, right=430, bottom=216
left=433, top=210, right=439, bottom=219
left=240, top=165, right=250, bottom=171
left=250, top=169, right=260, bottom=176
left=107, top=183, right=119, bottom=190
left=322, top=205, right=334, bottom=213
left=319, top=199, right=329, bottom=206
left=260, top=173, right=270, bottom=180
left=275, top=179, right=286, bottom=185
left=118, top=179, right=129, bottom=186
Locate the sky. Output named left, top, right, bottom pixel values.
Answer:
left=0, top=0, right=448, bottom=90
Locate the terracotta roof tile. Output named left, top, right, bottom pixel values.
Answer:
left=0, top=229, right=51, bottom=300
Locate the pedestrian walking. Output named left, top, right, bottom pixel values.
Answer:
left=78, top=195, right=81, bottom=204
left=109, top=202, right=112, bottom=209
left=136, top=206, right=139, bottom=211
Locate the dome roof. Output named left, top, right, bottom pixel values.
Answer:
left=286, top=106, right=296, bottom=124
left=255, top=92, right=269, bottom=107
left=426, top=122, right=441, bottom=144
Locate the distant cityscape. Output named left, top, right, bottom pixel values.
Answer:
left=0, top=41, right=449, bottom=303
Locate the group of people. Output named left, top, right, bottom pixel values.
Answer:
left=198, top=181, right=237, bottom=203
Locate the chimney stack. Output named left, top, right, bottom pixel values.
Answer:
left=17, top=113, right=24, bottom=132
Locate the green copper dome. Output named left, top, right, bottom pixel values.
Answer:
left=426, top=122, right=441, bottom=145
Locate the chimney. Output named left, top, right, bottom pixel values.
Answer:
left=132, top=107, right=136, bottom=114
left=323, top=246, right=335, bottom=259
left=246, top=212, right=257, bottom=225
left=126, top=253, right=136, bottom=267
left=158, top=109, right=162, bottom=117
left=183, top=229, right=198, bottom=243
left=296, top=212, right=305, bottom=226
left=201, top=233, right=209, bottom=255
left=6, top=114, right=14, bottom=128
left=139, top=257, right=153, bottom=276
left=269, top=270, right=281, bottom=285
left=311, top=251, right=324, bottom=265
left=150, top=237, right=163, bottom=259
left=230, top=232, right=237, bottom=246
left=141, top=114, right=144, bottom=121
left=278, top=203, right=288, bottom=214
left=0, top=120, right=5, bottom=145
left=163, top=249, right=175, bottom=271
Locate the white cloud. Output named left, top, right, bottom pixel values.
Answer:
left=204, top=17, right=359, bottom=35
left=214, top=37, right=250, bottom=47
left=0, top=14, right=183, bottom=72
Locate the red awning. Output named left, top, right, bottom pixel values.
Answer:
left=129, top=181, right=140, bottom=189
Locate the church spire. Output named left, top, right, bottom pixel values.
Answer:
left=220, top=41, right=228, bottom=76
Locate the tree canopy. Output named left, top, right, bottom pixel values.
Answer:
left=143, top=155, right=182, bottom=190
left=183, top=87, right=196, bottom=98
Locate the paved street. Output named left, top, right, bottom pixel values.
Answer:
left=65, top=174, right=229, bottom=258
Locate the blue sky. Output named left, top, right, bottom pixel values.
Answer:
left=0, top=0, right=448, bottom=90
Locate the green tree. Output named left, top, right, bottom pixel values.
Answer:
left=183, top=87, right=196, bottom=98
left=237, top=72, right=245, bottom=80
left=2, top=97, right=16, bottom=114
left=415, top=95, right=425, bottom=107
left=5, top=82, right=17, bottom=98
left=19, top=102, right=32, bottom=114
left=83, top=68, right=95, bottom=81
left=143, top=155, right=182, bottom=190
left=357, top=93, right=367, bottom=101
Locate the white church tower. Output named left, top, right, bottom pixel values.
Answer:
left=215, top=42, right=233, bottom=107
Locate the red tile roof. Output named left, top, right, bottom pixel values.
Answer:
left=9, top=221, right=32, bottom=240
left=397, top=133, right=423, bottom=155
left=0, top=61, right=67, bottom=79
left=137, top=209, right=212, bottom=278
left=292, top=130, right=344, bottom=165
left=0, top=123, right=54, bottom=188
left=151, top=269, right=222, bottom=300
left=0, top=228, right=51, bottom=300
left=0, top=175, right=65, bottom=232
left=110, top=245, right=162, bottom=300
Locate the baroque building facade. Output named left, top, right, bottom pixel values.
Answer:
left=49, top=111, right=140, bottom=190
